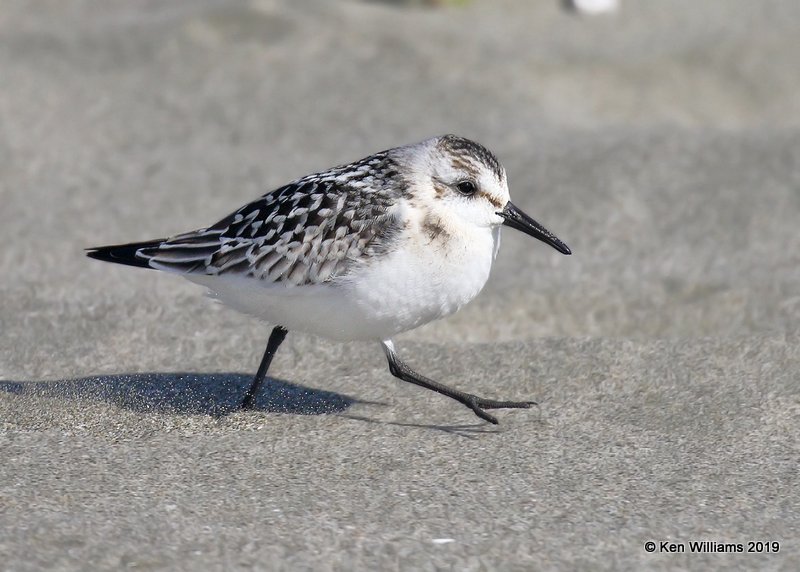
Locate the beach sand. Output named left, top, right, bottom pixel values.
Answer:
left=1, top=1, right=799, bottom=569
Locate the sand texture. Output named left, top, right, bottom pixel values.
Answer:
left=1, top=1, right=799, bottom=570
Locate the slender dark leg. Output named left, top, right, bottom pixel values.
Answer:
left=380, top=340, right=535, bottom=424
left=240, top=326, right=288, bottom=409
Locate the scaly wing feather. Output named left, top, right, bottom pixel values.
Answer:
left=135, top=152, right=405, bottom=286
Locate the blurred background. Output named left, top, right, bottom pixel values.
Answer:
left=2, top=2, right=800, bottom=569
left=2, top=0, right=799, bottom=380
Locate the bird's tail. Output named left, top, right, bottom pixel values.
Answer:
left=86, top=239, right=166, bottom=269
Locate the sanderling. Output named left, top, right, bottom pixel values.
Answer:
left=88, top=135, right=571, bottom=424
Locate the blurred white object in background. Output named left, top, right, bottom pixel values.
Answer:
left=566, top=0, right=620, bottom=15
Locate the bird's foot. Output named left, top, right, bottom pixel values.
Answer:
left=464, top=395, right=537, bottom=424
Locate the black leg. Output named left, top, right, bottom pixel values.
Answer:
left=240, top=326, right=288, bottom=410
left=381, top=340, right=535, bottom=424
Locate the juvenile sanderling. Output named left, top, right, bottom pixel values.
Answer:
left=88, top=135, right=571, bottom=424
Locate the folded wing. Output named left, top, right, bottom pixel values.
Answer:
left=88, top=170, right=403, bottom=287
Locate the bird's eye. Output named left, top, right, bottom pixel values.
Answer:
left=456, top=180, right=477, bottom=196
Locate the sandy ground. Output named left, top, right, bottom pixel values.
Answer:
left=1, top=0, right=799, bottom=570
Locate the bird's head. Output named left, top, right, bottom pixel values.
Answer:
left=400, top=134, right=571, bottom=255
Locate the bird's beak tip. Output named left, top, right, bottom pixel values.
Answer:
left=498, top=203, right=571, bottom=256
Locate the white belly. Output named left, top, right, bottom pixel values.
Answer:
left=186, top=226, right=500, bottom=342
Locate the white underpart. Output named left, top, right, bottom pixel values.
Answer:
left=186, top=199, right=502, bottom=342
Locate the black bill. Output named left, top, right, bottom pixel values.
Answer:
left=497, top=202, right=572, bottom=255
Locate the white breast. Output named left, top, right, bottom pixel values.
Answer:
left=337, top=221, right=499, bottom=339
